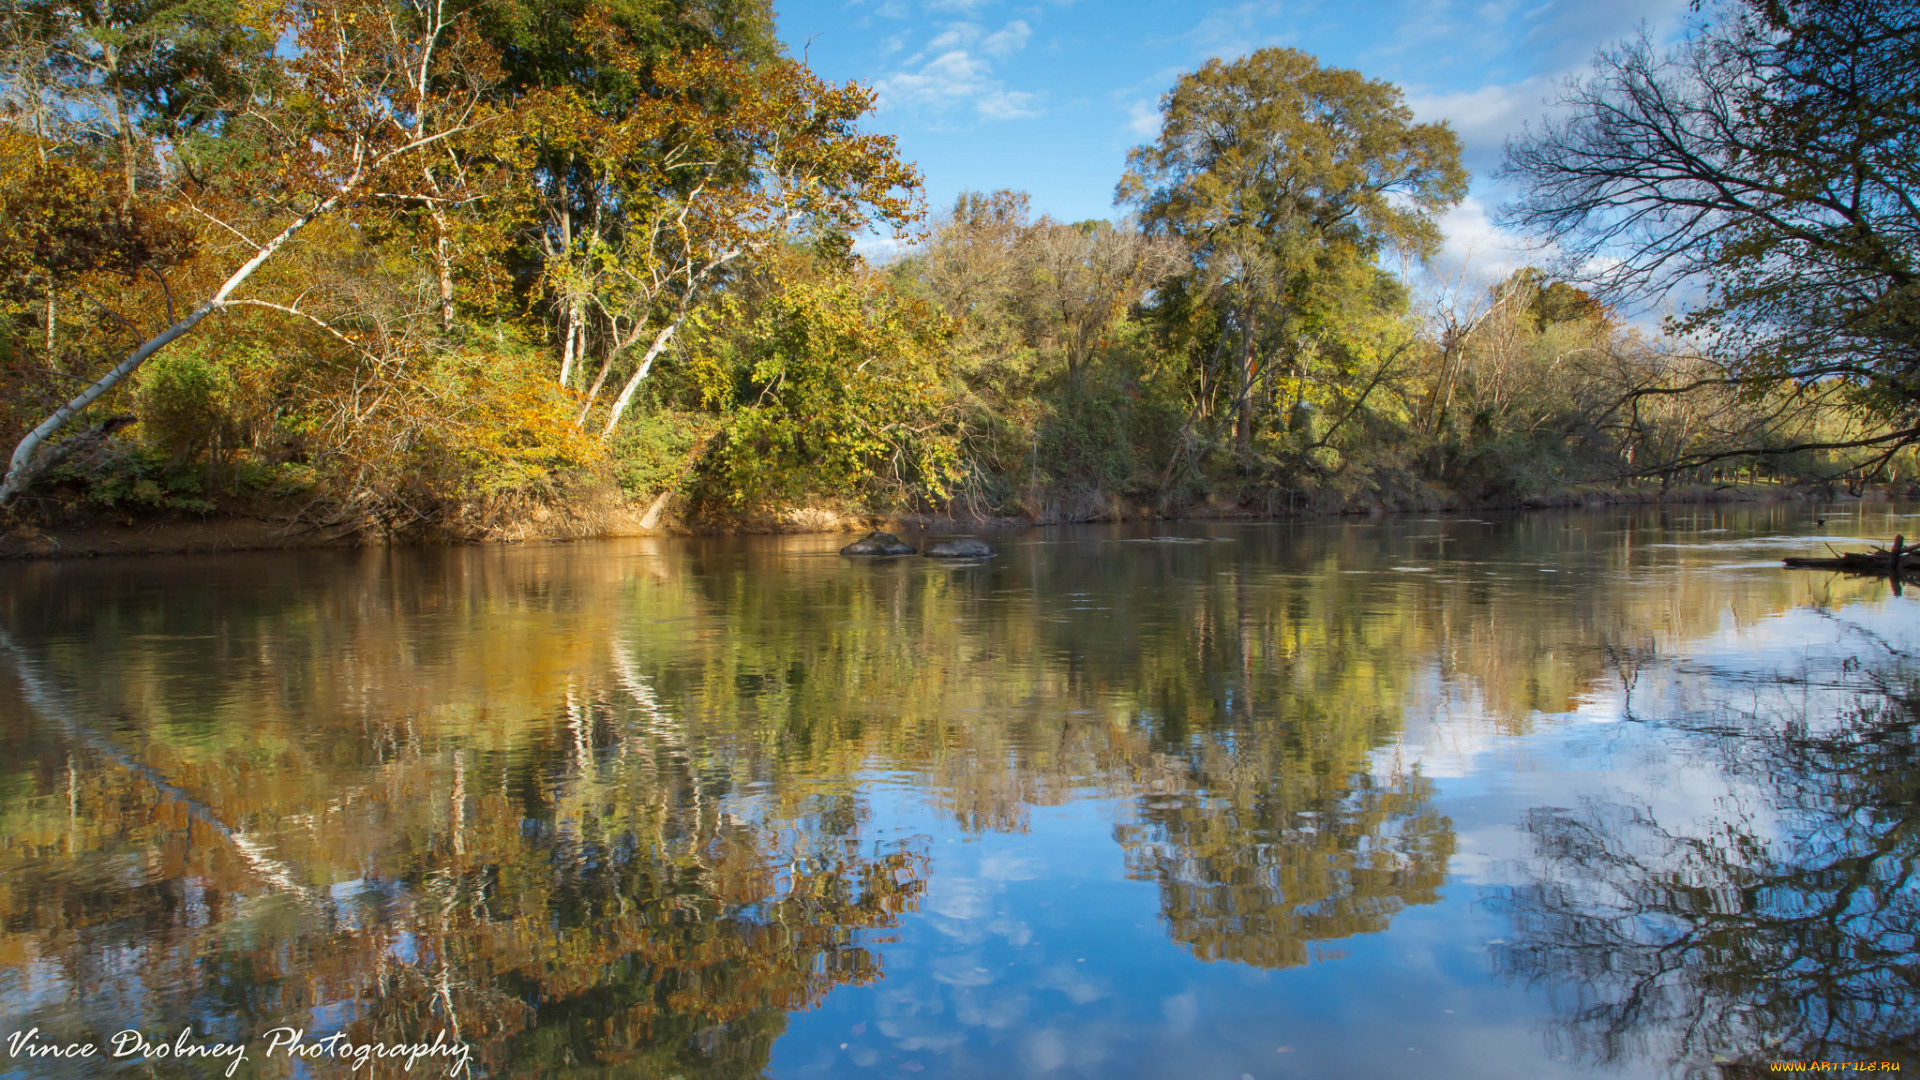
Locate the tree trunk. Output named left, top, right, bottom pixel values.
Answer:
left=1235, top=308, right=1258, bottom=463
left=108, top=56, right=136, bottom=204
left=417, top=165, right=456, bottom=330
left=432, top=208, right=454, bottom=331
left=1, top=191, right=345, bottom=503
left=576, top=344, right=618, bottom=427
left=601, top=319, right=683, bottom=439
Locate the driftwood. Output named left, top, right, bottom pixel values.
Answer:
left=1783, top=535, right=1919, bottom=573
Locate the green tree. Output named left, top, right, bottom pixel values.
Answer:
left=476, top=0, right=779, bottom=384
left=681, top=269, right=962, bottom=512
left=1121, top=47, right=1466, bottom=469
left=896, top=191, right=1184, bottom=514
left=0, top=0, right=277, bottom=199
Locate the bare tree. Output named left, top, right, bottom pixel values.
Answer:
left=1501, top=0, right=1920, bottom=467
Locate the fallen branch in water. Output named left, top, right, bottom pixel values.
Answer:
left=1784, top=535, right=1919, bottom=575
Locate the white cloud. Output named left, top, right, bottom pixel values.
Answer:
left=978, top=89, right=1042, bottom=119
left=1183, top=0, right=1290, bottom=61
left=872, top=17, right=1043, bottom=124
left=1111, top=67, right=1183, bottom=144
left=1517, top=0, right=1694, bottom=71
left=1407, top=77, right=1552, bottom=177
left=1126, top=98, right=1160, bottom=137
left=981, top=19, right=1031, bottom=59
left=877, top=48, right=989, bottom=106
left=1409, top=80, right=1547, bottom=142
left=925, top=0, right=995, bottom=11
left=852, top=233, right=913, bottom=263
left=920, top=21, right=983, bottom=54
left=1430, top=194, right=1545, bottom=280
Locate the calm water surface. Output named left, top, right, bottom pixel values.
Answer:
left=2, top=506, right=1917, bottom=1079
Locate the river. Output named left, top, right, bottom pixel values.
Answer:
left=1, top=505, right=1915, bottom=1078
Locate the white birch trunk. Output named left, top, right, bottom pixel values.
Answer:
left=0, top=191, right=343, bottom=504
left=600, top=319, right=682, bottom=440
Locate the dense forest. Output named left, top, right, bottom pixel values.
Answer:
left=0, top=0, right=1913, bottom=538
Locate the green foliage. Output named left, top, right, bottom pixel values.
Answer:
left=681, top=276, right=962, bottom=511
left=135, top=342, right=235, bottom=461
left=41, top=444, right=214, bottom=511
left=1122, top=47, right=1467, bottom=469
left=610, top=408, right=704, bottom=497
left=0, top=0, right=1880, bottom=529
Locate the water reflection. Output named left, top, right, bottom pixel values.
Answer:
left=0, top=506, right=1911, bottom=1077
left=1, top=618, right=928, bottom=1078
left=1115, top=738, right=1451, bottom=969
left=1497, top=640, right=1920, bottom=1074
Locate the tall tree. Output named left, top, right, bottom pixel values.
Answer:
left=539, top=47, right=919, bottom=439
left=1121, top=48, right=1465, bottom=467
left=0, top=0, right=277, bottom=198
left=1501, top=0, right=1920, bottom=470
left=475, top=0, right=779, bottom=384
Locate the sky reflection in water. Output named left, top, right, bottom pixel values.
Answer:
left=1, top=505, right=1916, bottom=1078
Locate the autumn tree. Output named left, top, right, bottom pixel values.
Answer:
left=0, top=0, right=504, bottom=504
left=480, top=0, right=917, bottom=452
left=0, top=0, right=278, bottom=200
left=476, top=0, right=778, bottom=384
left=915, top=191, right=1182, bottom=383
left=1122, top=48, right=1466, bottom=470
left=897, top=191, right=1184, bottom=514
left=545, top=47, right=919, bottom=441
left=1502, top=0, right=1920, bottom=472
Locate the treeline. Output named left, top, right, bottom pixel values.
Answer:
left=885, top=192, right=1847, bottom=521
left=0, top=0, right=1909, bottom=535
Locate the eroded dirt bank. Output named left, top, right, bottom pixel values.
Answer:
left=0, top=483, right=1870, bottom=561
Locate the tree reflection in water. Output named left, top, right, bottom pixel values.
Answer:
left=1, top=511, right=1896, bottom=1076
left=1115, top=726, right=1451, bottom=969
left=0, top=644, right=928, bottom=1079
left=1497, top=657, right=1920, bottom=1074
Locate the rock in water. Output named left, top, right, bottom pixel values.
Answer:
left=923, top=537, right=993, bottom=558
left=841, top=530, right=916, bottom=556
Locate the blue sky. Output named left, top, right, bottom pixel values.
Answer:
left=775, top=0, right=1693, bottom=268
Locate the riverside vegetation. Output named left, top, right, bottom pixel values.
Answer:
left=1, top=0, right=1915, bottom=542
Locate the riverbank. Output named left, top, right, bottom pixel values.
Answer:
left=0, top=480, right=1875, bottom=561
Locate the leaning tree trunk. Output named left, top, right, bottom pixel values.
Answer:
left=600, top=317, right=685, bottom=439
left=1235, top=308, right=1258, bottom=464
left=0, top=191, right=345, bottom=504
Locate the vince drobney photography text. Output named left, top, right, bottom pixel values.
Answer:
left=4, top=1025, right=474, bottom=1077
